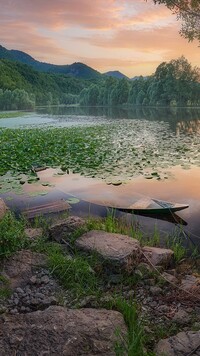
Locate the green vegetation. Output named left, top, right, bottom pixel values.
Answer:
left=0, top=59, right=92, bottom=109
left=0, top=212, right=27, bottom=257
left=108, top=298, right=150, bottom=356
left=0, top=111, right=27, bottom=119
left=80, top=57, right=200, bottom=107
left=152, top=0, right=200, bottom=42
left=0, top=211, right=199, bottom=354
left=0, top=275, right=11, bottom=301
left=0, top=117, right=200, bottom=190
left=0, top=55, right=199, bottom=110
left=0, top=45, right=102, bottom=79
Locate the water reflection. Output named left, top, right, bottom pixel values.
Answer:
left=37, top=105, right=200, bottom=134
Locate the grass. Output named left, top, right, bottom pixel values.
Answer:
left=0, top=212, right=28, bottom=258
left=47, top=244, right=102, bottom=299
left=104, top=297, right=154, bottom=356
left=0, top=275, right=11, bottom=301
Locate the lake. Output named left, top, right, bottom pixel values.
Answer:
left=0, top=106, right=200, bottom=249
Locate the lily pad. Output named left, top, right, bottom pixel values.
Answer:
left=66, top=197, right=80, bottom=204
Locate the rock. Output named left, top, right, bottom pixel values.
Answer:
left=0, top=306, right=127, bottom=356
left=24, top=228, right=43, bottom=239
left=181, top=275, right=200, bottom=291
left=155, top=330, right=200, bottom=356
left=172, top=309, right=191, bottom=325
left=0, top=198, right=8, bottom=220
left=2, top=250, right=47, bottom=289
left=75, top=230, right=141, bottom=272
left=161, top=272, right=178, bottom=284
left=40, top=275, right=50, bottom=284
left=149, top=286, right=162, bottom=296
left=142, top=246, right=174, bottom=266
left=48, top=216, right=86, bottom=243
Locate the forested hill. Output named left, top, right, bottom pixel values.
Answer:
left=0, top=59, right=95, bottom=109
left=0, top=55, right=199, bottom=110
left=0, top=45, right=101, bottom=79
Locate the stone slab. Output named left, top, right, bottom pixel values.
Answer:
left=155, top=330, right=200, bottom=356
left=0, top=306, right=127, bottom=356
left=49, top=216, right=86, bottom=243
left=75, top=230, right=141, bottom=271
left=1, top=250, right=47, bottom=289
left=142, top=246, right=174, bottom=266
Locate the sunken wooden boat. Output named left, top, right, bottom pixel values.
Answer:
left=111, top=197, right=189, bottom=214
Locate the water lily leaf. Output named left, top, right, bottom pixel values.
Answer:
left=66, top=197, right=80, bottom=204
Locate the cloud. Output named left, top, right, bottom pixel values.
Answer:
left=0, top=0, right=199, bottom=75
left=0, top=0, right=124, bottom=30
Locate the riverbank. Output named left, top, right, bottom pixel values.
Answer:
left=0, top=199, right=200, bottom=355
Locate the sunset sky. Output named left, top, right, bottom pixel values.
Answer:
left=1, top=0, right=199, bottom=77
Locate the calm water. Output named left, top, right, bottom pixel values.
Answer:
left=1, top=106, right=200, bottom=249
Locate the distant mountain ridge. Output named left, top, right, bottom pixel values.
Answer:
left=0, top=45, right=101, bottom=79
left=104, top=71, right=129, bottom=79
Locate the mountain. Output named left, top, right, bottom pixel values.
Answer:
left=104, top=70, right=129, bottom=79
left=0, top=45, right=102, bottom=80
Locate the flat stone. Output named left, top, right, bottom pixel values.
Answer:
left=0, top=306, right=127, bottom=356
left=0, top=198, right=8, bottom=220
left=181, top=275, right=200, bottom=291
left=172, top=309, right=191, bottom=325
left=155, top=330, right=200, bottom=356
left=2, top=250, right=47, bottom=289
left=149, top=286, right=162, bottom=296
left=24, top=228, right=43, bottom=240
left=161, top=272, right=178, bottom=284
left=75, top=230, right=141, bottom=271
left=142, top=246, right=174, bottom=266
left=48, top=216, right=86, bottom=243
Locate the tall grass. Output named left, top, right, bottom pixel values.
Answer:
left=0, top=212, right=27, bottom=258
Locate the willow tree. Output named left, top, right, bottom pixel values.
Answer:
left=151, top=0, right=200, bottom=42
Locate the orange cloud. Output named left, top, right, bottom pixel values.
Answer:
left=0, top=0, right=199, bottom=76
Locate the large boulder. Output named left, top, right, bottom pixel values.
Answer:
left=0, top=198, right=8, bottom=220
left=75, top=230, right=141, bottom=272
left=155, top=330, right=200, bottom=356
left=0, top=306, right=128, bottom=356
left=142, top=246, right=174, bottom=267
left=48, top=216, right=86, bottom=243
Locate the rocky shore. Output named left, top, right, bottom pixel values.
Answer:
left=0, top=200, right=200, bottom=355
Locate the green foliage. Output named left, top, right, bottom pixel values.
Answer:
left=47, top=246, right=99, bottom=297
left=0, top=212, right=27, bottom=258
left=78, top=57, right=200, bottom=107
left=0, top=111, right=27, bottom=119
left=167, top=228, right=186, bottom=262
left=0, top=275, right=11, bottom=301
left=0, top=59, right=91, bottom=108
left=152, top=0, right=200, bottom=42
left=106, top=298, right=151, bottom=356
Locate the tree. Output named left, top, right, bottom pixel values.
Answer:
left=154, top=56, right=200, bottom=105
left=151, top=0, right=200, bottom=42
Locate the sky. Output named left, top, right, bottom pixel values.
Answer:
left=0, top=0, right=199, bottom=77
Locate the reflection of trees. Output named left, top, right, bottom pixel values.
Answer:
left=176, top=120, right=200, bottom=135
left=36, top=105, right=200, bottom=134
